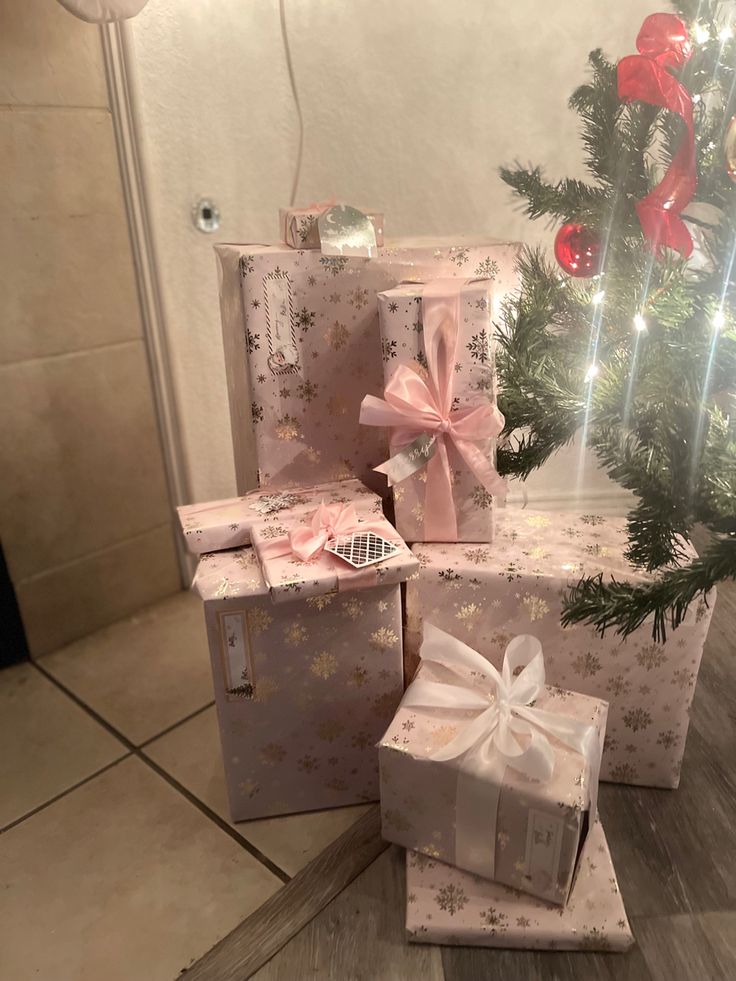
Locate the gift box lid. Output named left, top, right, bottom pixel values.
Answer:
left=192, top=546, right=270, bottom=604
left=250, top=505, right=418, bottom=605
left=177, top=478, right=381, bottom=555
left=406, top=818, right=634, bottom=951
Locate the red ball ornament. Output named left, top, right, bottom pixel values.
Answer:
left=554, top=223, right=603, bottom=278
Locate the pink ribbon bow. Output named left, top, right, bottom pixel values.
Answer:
left=288, top=501, right=363, bottom=561
left=360, top=279, right=506, bottom=540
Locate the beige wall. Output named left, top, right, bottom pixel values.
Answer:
left=128, top=0, right=658, bottom=511
left=0, top=0, right=181, bottom=656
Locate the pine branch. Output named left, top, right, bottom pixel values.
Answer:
left=562, top=532, right=735, bottom=641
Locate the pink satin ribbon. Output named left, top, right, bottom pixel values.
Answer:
left=288, top=501, right=364, bottom=561
left=360, top=279, right=506, bottom=540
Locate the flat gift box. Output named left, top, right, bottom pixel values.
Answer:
left=405, top=509, right=716, bottom=788
left=177, top=477, right=381, bottom=555
left=214, top=238, right=521, bottom=494
left=192, top=526, right=416, bottom=820
left=375, top=279, right=501, bottom=543
left=406, top=818, right=634, bottom=951
left=379, top=640, right=607, bottom=905
left=279, top=205, right=384, bottom=250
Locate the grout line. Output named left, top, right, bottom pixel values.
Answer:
left=31, top=661, right=291, bottom=884
left=138, top=700, right=216, bottom=748
left=0, top=337, right=143, bottom=372
left=0, top=104, right=110, bottom=113
left=0, top=754, right=131, bottom=835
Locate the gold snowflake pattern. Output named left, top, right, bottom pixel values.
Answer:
left=455, top=602, right=481, bottom=629
left=259, top=743, right=286, bottom=765
left=341, top=596, right=364, bottom=620
left=351, top=730, right=373, bottom=750
left=285, top=623, right=308, bottom=646
left=349, top=666, right=369, bottom=688
left=480, top=906, right=508, bottom=933
left=297, top=754, right=320, bottom=773
left=325, top=777, right=348, bottom=792
left=305, top=593, right=334, bottom=611
left=622, top=707, right=652, bottom=731
left=326, top=394, right=348, bottom=416
left=609, top=762, right=638, bottom=782
left=572, top=651, right=602, bottom=677
left=463, top=547, right=490, bottom=565
left=310, top=651, right=338, bottom=679
left=435, top=884, right=468, bottom=916
left=521, top=593, right=550, bottom=621
left=239, top=779, right=259, bottom=798
left=315, top=719, right=345, bottom=742
left=370, top=627, right=399, bottom=651
left=383, top=808, right=412, bottom=833
left=635, top=643, right=667, bottom=670
left=305, top=446, right=321, bottom=463
left=525, top=515, right=551, bottom=528
left=247, top=607, right=273, bottom=634
left=253, top=676, right=280, bottom=703
left=324, top=321, right=349, bottom=350
left=275, top=414, right=301, bottom=441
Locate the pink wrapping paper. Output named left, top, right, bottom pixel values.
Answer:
left=375, top=280, right=501, bottom=543
left=215, top=239, right=521, bottom=494
left=250, top=505, right=418, bottom=605
left=405, top=509, right=716, bottom=788
left=193, top=546, right=407, bottom=821
left=177, top=478, right=380, bottom=555
left=379, top=659, right=606, bottom=905
left=406, top=818, right=634, bottom=951
left=279, top=205, right=384, bottom=250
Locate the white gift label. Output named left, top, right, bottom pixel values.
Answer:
left=524, top=808, right=565, bottom=883
left=263, top=271, right=300, bottom=375
left=219, top=612, right=255, bottom=700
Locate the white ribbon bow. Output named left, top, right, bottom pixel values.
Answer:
left=400, top=624, right=601, bottom=879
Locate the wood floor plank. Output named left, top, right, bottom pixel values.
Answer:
left=252, top=845, right=444, bottom=981
left=182, top=805, right=388, bottom=981
left=635, top=912, right=736, bottom=981
left=440, top=943, right=652, bottom=981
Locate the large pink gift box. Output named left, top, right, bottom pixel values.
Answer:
left=370, top=279, right=504, bottom=543
left=379, top=627, right=607, bottom=905
left=187, top=483, right=417, bottom=821
left=214, top=238, right=520, bottom=494
left=405, top=509, right=715, bottom=788
left=405, top=818, right=634, bottom=951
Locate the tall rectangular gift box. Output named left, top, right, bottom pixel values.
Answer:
left=365, top=278, right=505, bottom=543
left=406, top=819, right=634, bottom=951
left=378, top=624, right=607, bottom=906
left=214, top=230, right=521, bottom=494
left=405, top=509, right=716, bottom=788
left=181, top=479, right=417, bottom=821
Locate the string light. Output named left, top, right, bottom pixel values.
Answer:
left=633, top=313, right=647, bottom=332
left=591, top=289, right=606, bottom=305
left=719, top=24, right=733, bottom=41
left=713, top=308, right=726, bottom=330
left=693, top=22, right=710, bottom=44
left=584, top=363, right=599, bottom=383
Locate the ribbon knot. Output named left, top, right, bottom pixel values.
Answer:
left=360, top=280, right=506, bottom=541
left=288, top=501, right=361, bottom=562
left=617, top=13, right=696, bottom=258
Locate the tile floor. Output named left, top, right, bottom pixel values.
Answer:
left=0, top=590, right=369, bottom=981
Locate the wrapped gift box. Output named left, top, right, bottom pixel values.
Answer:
left=379, top=627, right=606, bottom=905
left=177, top=477, right=380, bottom=555
left=371, top=279, right=503, bottom=543
left=406, top=818, right=634, bottom=951
left=405, top=509, right=716, bottom=788
left=214, top=237, right=521, bottom=494
left=279, top=204, right=384, bottom=250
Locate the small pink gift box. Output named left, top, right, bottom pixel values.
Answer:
left=279, top=204, right=384, bottom=250
left=406, top=818, right=634, bottom=951
left=379, top=624, right=606, bottom=905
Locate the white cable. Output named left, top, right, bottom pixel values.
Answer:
left=279, top=0, right=305, bottom=206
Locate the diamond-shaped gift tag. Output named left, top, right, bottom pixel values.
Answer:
left=324, top=532, right=401, bottom=569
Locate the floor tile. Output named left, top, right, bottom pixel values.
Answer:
left=42, top=591, right=212, bottom=744
left=0, top=756, right=281, bottom=981
left=0, top=662, right=126, bottom=828
left=145, top=704, right=371, bottom=875
left=17, top=525, right=181, bottom=657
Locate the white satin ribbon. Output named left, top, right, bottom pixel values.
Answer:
left=400, top=624, right=601, bottom=879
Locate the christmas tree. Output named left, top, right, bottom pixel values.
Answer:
left=497, top=1, right=736, bottom=640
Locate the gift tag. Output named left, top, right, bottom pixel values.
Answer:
left=248, top=492, right=302, bottom=516
left=317, top=205, right=377, bottom=258
left=325, top=531, right=401, bottom=568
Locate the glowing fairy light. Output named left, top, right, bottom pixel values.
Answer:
left=693, top=22, right=710, bottom=44
left=591, top=289, right=606, bottom=305
left=584, top=363, right=599, bottom=383
left=719, top=24, right=733, bottom=41
left=713, top=308, right=726, bottom=330
left=633, top=313, right=647, bottom=332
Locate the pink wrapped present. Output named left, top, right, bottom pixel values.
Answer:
left=405, top=509, right=716, bottom=788
left=279, top=203, right=384, bottom=250
left=379, top=625, right=606, bottom=905
left=361, top=279, right=506, bottom=543
left=406, top=818, right=634, bottom=951
left=214, top=237, right=521, bottom=494
left=177, top=477, right=380, bottom=555
left=191, top=501, right=417, bottom=820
